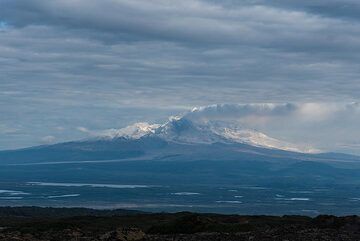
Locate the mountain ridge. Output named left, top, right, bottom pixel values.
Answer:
left=0, top=105, right=359, bottom=168
left=92, top=107, right=318, bottom=154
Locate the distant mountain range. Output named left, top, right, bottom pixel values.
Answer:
left=0, top=106, right=359, bottom=168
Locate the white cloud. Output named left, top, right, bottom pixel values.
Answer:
left=76, top=127, right=91, bottom=134
left=0, top=124, right=21, bottom=134
left=55, top=126, right=65, bottom=131
left=41, top=135, right=56, bottom=144
left=187, top=103, right=360, bottom=123
left=188, top=103, right=296, bottom=120
left=181, top=103, right=360, bottom=154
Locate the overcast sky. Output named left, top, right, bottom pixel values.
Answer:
left=1, top=0, right=360, bottom=153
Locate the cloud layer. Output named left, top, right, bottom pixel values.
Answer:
left=2, top=0, right=360, bottom=52
left=0, top=0, right=360, bottom=152
left=182, top=103, right=360, bottom=153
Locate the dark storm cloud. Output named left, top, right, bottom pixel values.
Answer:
left=0, top=0, right=360, bottom=152
left=1, top=0, right=360, bottom=52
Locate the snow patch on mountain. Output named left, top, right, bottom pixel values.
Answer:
left=99, top=105, right=319, bottom=153
left=155, top=117, right=226, bottom=144
left=216, top=127, right=315, bottom=153
left=98, top=122, right=160, bottom=139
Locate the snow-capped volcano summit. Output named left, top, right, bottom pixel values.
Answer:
left=99, top=122, right=160, bottom=140
left=2, top=104, right=359, bottom=171
left=99, top=105, right=318, bottom=153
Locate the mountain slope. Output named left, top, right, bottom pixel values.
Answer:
left=93, top=109, right=318, bottom=153
left=0, top=105, right=358, bottom=167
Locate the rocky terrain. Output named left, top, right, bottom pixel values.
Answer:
left=0, top=207, right=359, bottom=240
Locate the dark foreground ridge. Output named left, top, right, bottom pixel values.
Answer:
left=0, top=207, right=359, bottom=241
